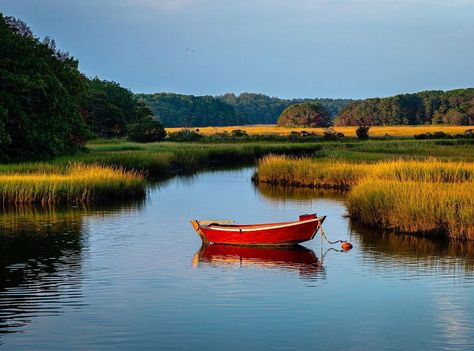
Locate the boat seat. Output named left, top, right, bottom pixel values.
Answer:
left=200, top=220, right=235, bottom=227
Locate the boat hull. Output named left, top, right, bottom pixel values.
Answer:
left=191, top=215, right=325, bottom=245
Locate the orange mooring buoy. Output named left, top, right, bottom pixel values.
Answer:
left=341, top=242, right=353, bottom=251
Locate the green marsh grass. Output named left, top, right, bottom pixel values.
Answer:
left=78, top=139, right=474, bottom=178
left=0, top=163, right=145, bottom=204
left=77, top=142, right=323, bottom=176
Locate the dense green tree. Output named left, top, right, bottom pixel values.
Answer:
left=276, top=103, right=331, bottom=127
left=128, top=118, right=166, bottom=143
left=0, top=14, right=88, bottom=160
left=335, top=88, right=474, bottom=126
left=135, top=93, right=243, bottom=127
left=85, top=78, right=152, bottom=137
left=220, top=93, right=290, bottom=124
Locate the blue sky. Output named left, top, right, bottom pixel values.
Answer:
left=1, top=0, right=473, bottom=98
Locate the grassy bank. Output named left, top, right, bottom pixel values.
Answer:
left=80, top=139, right=474, bottom=178
left=0, top=142, right=322, bottom=176
left=254, top=156, right=474, bottom=189
left=254, top=155, right=474, bottom=239
left=67, top=142, right=323, bottom=177
left=0, top=164, right=145, bottom=204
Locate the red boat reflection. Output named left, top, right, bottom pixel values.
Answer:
left=192, top=244, right=324, bottom=279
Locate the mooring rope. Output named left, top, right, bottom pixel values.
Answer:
left=320, top=225, right=353, bottom=250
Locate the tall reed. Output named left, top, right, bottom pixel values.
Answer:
left=255, top=155, right=474, bottom=240
left=0, top=163, right=145, bottom=204
left=254, top=155, right=366, bottom=189
left=347, top=180, right=474, bottom=240
left=254, top=155, right=474, bottom=189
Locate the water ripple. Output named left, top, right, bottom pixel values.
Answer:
left=0, top=168, right=472, bottom=350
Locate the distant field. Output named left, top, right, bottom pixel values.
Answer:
left=166, top=125, right=471, bottom=137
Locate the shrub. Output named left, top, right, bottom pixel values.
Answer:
left=414, top=133, right=430, bottom=140
left=167, top=129, right=203, bottom=142
left=287, top=131, right=320, bottom=143
left=322, top=127, right=344, bottom=141
left=128, top=119, right=166, bottom=143
left=414, top=131, right=455, bottom=140
left=433, top=131, right=448, bottom=139
left=231, top=129, right=249, bottom=138
left=356, top=126, right=370, bottom=139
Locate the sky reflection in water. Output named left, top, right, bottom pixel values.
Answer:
left=0, top=167, right=472, bottom=350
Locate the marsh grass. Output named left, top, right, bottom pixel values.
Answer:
left=1, top=139, right=472, bottom=213
left=0, top=142, right=321, bottom=206
left=255, top=155, right=474, bottom=239
left=0, top=162, right=69, bottom=174
left=63, top=152, right=176, bottom=176
left=347, top=180, right=474, bottom=240
left=0, top=163, right=145, bottom=205
left=74, top=142, right=323, bottom=176
left=315, top=139, right=474, bottom=162
left=78, top=140, right=474, bottom=179
left=254, top=155, right=474, bottom=189
left=254, top=155, right=366, bottom=189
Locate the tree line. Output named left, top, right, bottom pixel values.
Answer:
left=137, top=92, right=352, bottom=127
left=335, top=89, right=474, bottom=126
left=135, top=93, right=246, bottom=127
left=139, top=89, right=474, bottom=128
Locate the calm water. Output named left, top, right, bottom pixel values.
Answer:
left=0, top=168, right=473, bottom=350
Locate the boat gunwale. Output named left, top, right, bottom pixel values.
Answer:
left=199, top=217, right=322, bottom=233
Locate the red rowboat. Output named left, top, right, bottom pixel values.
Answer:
left=191, top=213, right=326, bottom=245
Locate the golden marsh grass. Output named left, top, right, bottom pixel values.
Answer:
left=0, top=163, right=145, bottom=204
left=255, top=155, right=474, bottom=189
left=255, top=155, right=474, bottom=239
left=347, top=180, right=474, bottom=241
left=167, top=125, right=470, bottom=137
